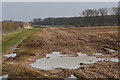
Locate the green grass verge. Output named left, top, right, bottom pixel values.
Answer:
left=2, top=28, right=38, bottom=53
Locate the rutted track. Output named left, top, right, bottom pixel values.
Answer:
left=3, top=26, right=119, bottom=79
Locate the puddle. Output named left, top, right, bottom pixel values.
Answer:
left=3, top=53, right=17, bottom=58
left=105, top=48, right=116, bottom=52
left=110, top=58, right=119, bottom=62
left=68, top=75, right=77, bottom=78
left=0, top=74, right=8, bottom=80
left=98, top=58, right=119, bottom=62
left=30, top=52, right=119, bottom=70
left=13, top=48, right=19, bottom=50
left=30, top=56, right=98, bottom=70
left=46, top=52, right=69, bottom=58
left=30, top=52, right=96, bottom=70
left=77, top=53, right=87, bottom=56
left=64, top=75, right=77, bottom=80
left=93, top=53, right=103, bottom=55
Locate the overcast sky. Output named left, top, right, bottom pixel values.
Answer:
left=1, top=0, right=120, bottom=2
left=2, top=2, right=118, bottom=22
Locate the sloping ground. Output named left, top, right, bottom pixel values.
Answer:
left=3, top=26, right=119, bottom=79
left=2, top=21, right=32, bottom=34
left=17, top=26, right=118, bottom=56
left=2, top=28, right=37, bottom=53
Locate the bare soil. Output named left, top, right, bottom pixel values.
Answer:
left=2, top=26, right=119, bottom=79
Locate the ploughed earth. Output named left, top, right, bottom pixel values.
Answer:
left=2, top=26, right=119, bottom=79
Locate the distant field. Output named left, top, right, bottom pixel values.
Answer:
left=32, top=25, right=66, bottom=28
left=2, top=28, right=38, bottom=53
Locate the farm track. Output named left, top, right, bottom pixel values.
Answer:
left=3, top=26, right=119, bottom=79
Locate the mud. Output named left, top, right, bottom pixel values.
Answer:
left=2, top=26, right=119, bottom=79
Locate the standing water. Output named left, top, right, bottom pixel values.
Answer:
left=0, top=74, right=8, bottom=80
left=30, top=52, right=119, bottom=70
left=3, top=53, right=17, bottom=58
left=64, top=75, right=77, bottom=80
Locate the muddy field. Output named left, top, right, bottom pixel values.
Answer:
left=2, top=26, right=119, bottom=79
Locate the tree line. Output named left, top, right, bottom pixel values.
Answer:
left=31, top=7, right=118, bottom=27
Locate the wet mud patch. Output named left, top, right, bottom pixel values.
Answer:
left=29, top=52, right=119, bottom=70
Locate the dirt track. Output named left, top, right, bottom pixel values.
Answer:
left=19, top=26, right=118, bottom=54
left=3, top=26, right=119, bottom=79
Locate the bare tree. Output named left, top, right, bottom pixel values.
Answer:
left=81, top=9, right=94, bottom=17
left=80, top=11, right=86, bottom=17
left=109, top=7, right=118, bottom=15
left=92, top=9, right=99, bottom=16
left=99, top=8, right=108, bottom=16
